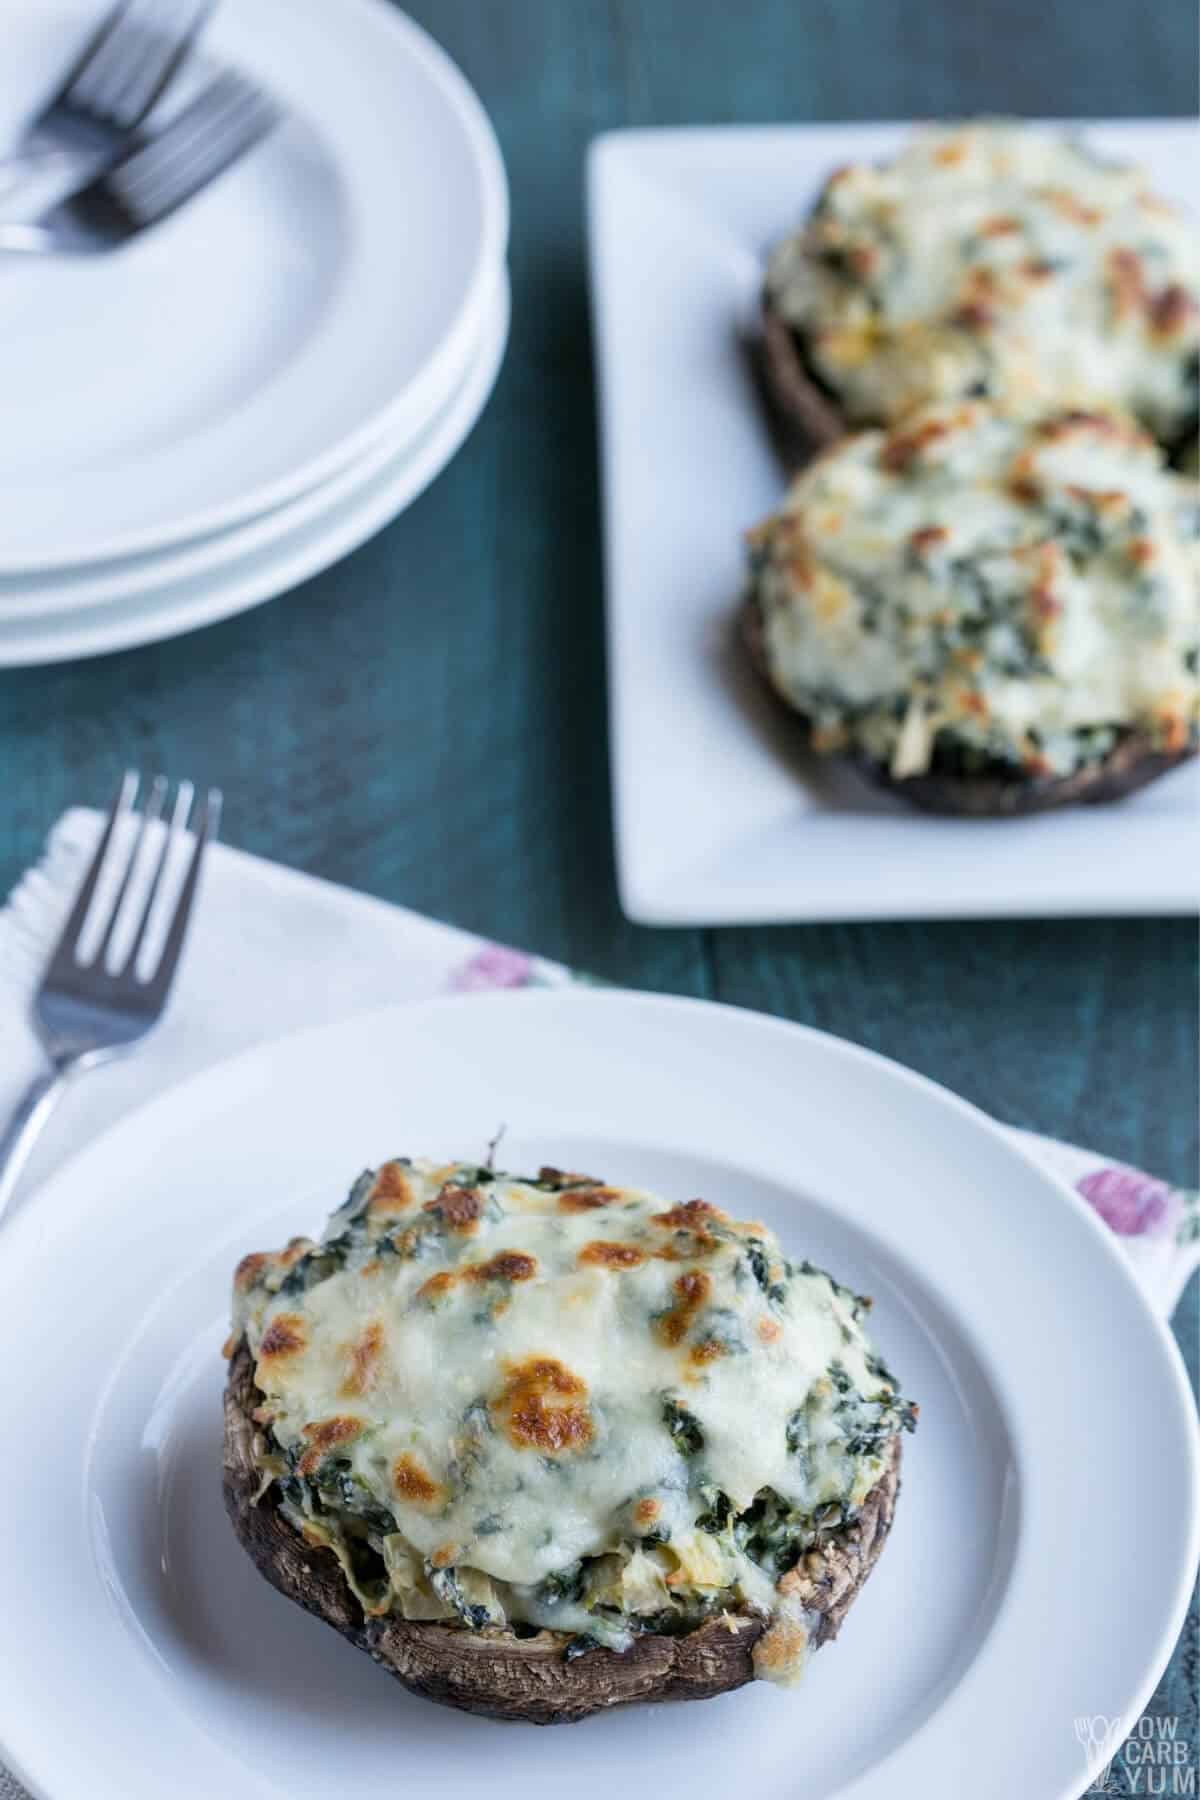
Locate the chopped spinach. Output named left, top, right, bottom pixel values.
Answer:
left=427, top=1565, right=496, bottom=1630
left=536, top=1562, right=587, bottom=1607
left=745, top=1240, right=788, bottom=1305
left=661, top=1395, right=704, bottom=1457
left=694, top=1486, right=733, bottom=1534
left=444, top=1164, right=496, bottom=1187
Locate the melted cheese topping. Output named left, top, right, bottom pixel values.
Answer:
left=229, top=1160, right=915, bottom=1685
left=749, top=403, right=1200, bottom=778
left=766, top=123, right=1200, bottom=444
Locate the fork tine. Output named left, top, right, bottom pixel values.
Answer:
left=113, top=67, right=245, bottom=184
left=43, top=770, right=138, bottom=980
left=42, top=0, right=133, bottom=114
left=103, top=0, right=216, bottom=134
left=106, top=73, right=278, bottom=223
left=142, top=787, right=220, bottom=1002
left=93, top=773, right=168, bottom=969
left=121, top=778, right=192, bottom=976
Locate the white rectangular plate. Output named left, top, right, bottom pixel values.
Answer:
left=587, top=120, right=1200, bottom=924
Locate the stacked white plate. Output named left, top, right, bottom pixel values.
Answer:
left=0, top=0, right=510, bottom=665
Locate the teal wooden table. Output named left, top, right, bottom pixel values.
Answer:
left=0, top=1, right=1196, bottom=1781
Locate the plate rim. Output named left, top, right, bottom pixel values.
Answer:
left=0, top=0, right=509, bottom=572
left=0, top=267, right=510, bottom=666
left=587, top=117, right=1200, bottom=925
left=0, top=986, right=1195, bottom=1800
left=0, top=260, right=509, bottom=623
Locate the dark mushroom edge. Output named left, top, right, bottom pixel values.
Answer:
left=741, top=590, right=1195, bottom=817
left=223, top=1342, right=903, bottom=1725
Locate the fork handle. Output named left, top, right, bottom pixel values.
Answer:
left=0, top=147, right=109, bottom=226
left=0, top=1066, right=68, bottom=1227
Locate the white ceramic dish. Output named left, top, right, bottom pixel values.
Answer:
left=0, top=989, right=1194, bottom=1800
left=0, top=268, right=509, bottom=665
left=0, top=260, right=508, bottom=623
left=0, top=0, right=508, bottom=570
left=588, top=120, right=1200, bottom=923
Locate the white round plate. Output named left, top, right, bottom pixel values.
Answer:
left=0, top=990, right=1194, bottom=1800
left=0, top=262, right=509, bottom=623
left=0, top=268, right=509, bottom=665
left=0, top=0, right=508, bottom=571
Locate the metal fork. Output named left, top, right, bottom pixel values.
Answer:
left=0, top=0, right=215, bottom=220
left=0, top=773, right=221, bottom=1224
left=0, top=69, right=281, bottom=255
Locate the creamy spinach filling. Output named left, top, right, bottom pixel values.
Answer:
left=766, top=123, right=1200, bottom=446
left=230, top=1160, right=917, bottom=1683
left=747, top=404, right=1200, bottom=779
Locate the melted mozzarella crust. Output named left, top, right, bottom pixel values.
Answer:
left=767, top=123, right=1200, bottom=443
left=230, top=1160, right=913, bottom=1683
left=749, top=403, right=1200, bottom=778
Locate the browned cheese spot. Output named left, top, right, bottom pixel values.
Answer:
left=416, top=1271, right=457, bottom=1302
left=257, top=1312, right=308, bottom=1366
left=417, top=1252, right=538, bottom=1302
left=880, top=415, right=957, bottom=474
left=657, top=1269, right=712, bottom=1348
left=979, top=213, right=1020, bottom=237
left=1036, top=409, right=1145, bottom=448
left=633, top=1497, right=662, bottom=1529
left=557, top=1186, right=624, bottom=1213
left=494, top=1356, right=594, bottom=1455
left=341, top=1320, right=385, bottom=1397
left=234, top=1251, right=272, bottom=1292
left=1047, top=189, right=1103, bottom=227
left=392, top=1452, right=445, bottom=1508
left=1158, top=701, right=1190, bottom=754
left=786, top=546, right=817, bottom=594
left=652, top=1198, right=726, bottom=1231
left=1025, top=541, right=1065, bottom=625
left=579, top=1241, right=647, bottom=1271
left=474, top=1251, right=538, bottom=1283
left=1107, top=247, right=1146, bottom=321
left=537, top=1166, right=601, bottom=1190
left=423, top=1184, right=485, bottom=1232
left=297, top=1415, right=364, bottom=1475
left=1065, top=485, right=1129, bottom=517
left=1148, top=282, right=1197, bottom=338
left=951, top=270, right=1001, bottom=332
left=367, top=1161, right=417, bottom=1218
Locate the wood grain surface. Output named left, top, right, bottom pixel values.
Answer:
left=0, top=0, right=1196, bottom=1769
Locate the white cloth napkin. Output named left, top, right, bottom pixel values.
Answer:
left=1, top=809, right=1197, bottom=1800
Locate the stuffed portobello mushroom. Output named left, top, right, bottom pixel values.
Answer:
left=223, top=1158, right=915, bottom=1723
left=762, top=122, right=1200, bottom=458
left=742, top=402, right=1199, bottom=814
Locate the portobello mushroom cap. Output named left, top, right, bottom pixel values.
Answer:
left=741, top=589, right=1196, bottom=817
left=759, top=295, right=847, bottom=461
left=740, top=397, right=1199, bottom=816
left=223, top=1343, right=902, bottom=1724
left=758, top=123, right=1200, bottom=462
